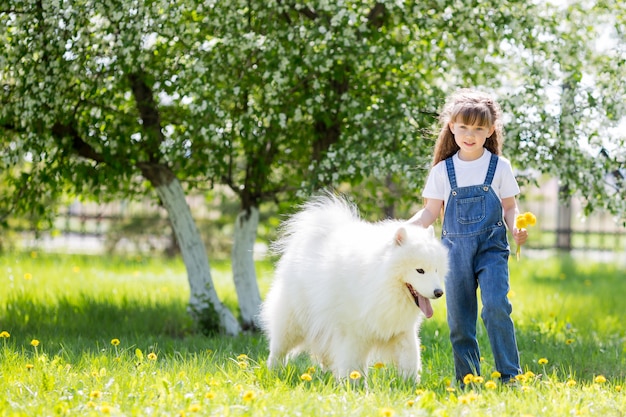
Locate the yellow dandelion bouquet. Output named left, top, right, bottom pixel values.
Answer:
left=515, top=211, right=536, bottom=260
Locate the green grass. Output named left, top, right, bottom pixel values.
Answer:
left=1, top=251, right=625, bottom=416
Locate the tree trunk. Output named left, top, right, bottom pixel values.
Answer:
left=145, top=165, right=241, bottom=335
left=231, top=206, right=262, bottom=330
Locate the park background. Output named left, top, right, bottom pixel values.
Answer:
left=1, top=0, right=625, bottom=415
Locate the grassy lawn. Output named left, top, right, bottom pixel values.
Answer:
left=0, top=251, right=624, bottom=416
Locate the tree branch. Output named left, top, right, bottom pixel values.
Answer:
left=367, top=3, right=386, bottom=29
left=128, top=71, right=164, bottom=164
left=51, top=122, right=105, bottom=163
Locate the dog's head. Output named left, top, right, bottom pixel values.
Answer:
left=392, top=225, right=448, bottom=318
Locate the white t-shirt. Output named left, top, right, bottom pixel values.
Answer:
left=422, top=150, right=520, bottom=207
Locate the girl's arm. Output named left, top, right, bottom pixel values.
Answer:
left=408, top=198, right=444, bottom=228
left=502, top=196, right=528, bottom=246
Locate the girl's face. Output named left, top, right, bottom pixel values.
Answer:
left=449, top=121, right=495, bottom=161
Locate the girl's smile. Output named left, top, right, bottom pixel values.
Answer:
left=449, top=122, right=495, bottom=161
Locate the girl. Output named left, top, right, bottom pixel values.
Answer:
left=409, top=88, right=527, bottom=385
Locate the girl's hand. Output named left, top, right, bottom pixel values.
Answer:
left=513, top=228, right=528, bottom=246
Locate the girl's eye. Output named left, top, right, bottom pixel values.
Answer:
left=416, top=268, right=425, bottom=274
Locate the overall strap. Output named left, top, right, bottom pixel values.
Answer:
left=484, top=153, right=499, bottom=185
left=445, top=157, right=457, bottom=189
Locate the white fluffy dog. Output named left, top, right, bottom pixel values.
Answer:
left=260, top=194, right=448, bottom=381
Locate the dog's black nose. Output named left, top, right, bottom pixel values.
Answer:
left=434, top=289, right=444, bottom=298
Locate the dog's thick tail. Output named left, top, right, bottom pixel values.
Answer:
left=271, top=192, right=359, bottom=255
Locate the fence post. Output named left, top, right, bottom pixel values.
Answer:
left=556, top=185, right=572, bottom=251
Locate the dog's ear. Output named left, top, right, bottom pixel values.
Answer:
left=426, top=225, right=435, bottom=237
left=394, top=227, right=408, bottom=246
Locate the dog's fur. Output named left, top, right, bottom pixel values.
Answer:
left=260, top=194, right=448, bottom=381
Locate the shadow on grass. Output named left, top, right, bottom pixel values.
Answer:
left=1, top=293, right=194, bottom=340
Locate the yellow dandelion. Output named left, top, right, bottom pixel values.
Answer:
left=566, top=379, right=577, bottom=387
left=242, top=390, right=256, bottom=402
left=300, top=373, right=313, bottom=382
left=90, top=391, right=102, bottom=399
left=91, top=370, right=99, bottom=377
left=205, top=391, right=216, bottom=400
left=379, top=407, right=395, bottom=417
left=524, top=212, right=537, bottom=225
left=349, top=370, right=362, bottom=380
left=491, top=371, right=501, bottom=379
left=110, top=339, right=120, bottom=346
left=616, top=385, right=622, bottom=392
left=515, top=374, right=528, bottom=383
left=24, top=273, right=33, bottom=280
left=373, top=362, right=385, bottom=369
left=86, top=401, right=97, bottom=408
left=538, top=358, right=548, bottom=365
left=30, top=251, right=38, bottom=258
left=0, top=331, right=10, bottom=338
left=100, top=405, right=112, bottom=414
left=72, top=266, right=80, bottom=273
left=238, top=361, right=248, bottom=369
left=515, top=211, right=536, bottom=260
left=485, top=380, right=497, bottom=389
left=565, top=339, right=574, bottom=345
left=237, top=353, right=249, bottom=361
left=406, top=400, right=415, bottom=407
left=307, top=366, right=316, bottom=374
left=415, top=389, right=425, bottom=395
left=594, top=375, right=607, bottom=384
left=26, top=364, right=34, bottom=370
left=234, top=384, right=243, bottom=392
left=473, top=376, right=484, bottom=384
left=524, top=371, right=536, bottom=379
left=446, top=387, right=456, bottom=392
left=188, top=404, right=202, bottom=412
left=30, top=339, right=40, bottom=347
left=148, top=352, right=157, bottom=361
left=459, top=392, right=479, bottom=404
left=463, top=374, right=475, bottom=385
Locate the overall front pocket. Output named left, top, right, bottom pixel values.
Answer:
left=455, top=196, right=485, bottom=224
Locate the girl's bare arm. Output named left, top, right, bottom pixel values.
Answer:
left=408, top=199, right=444, bottom=228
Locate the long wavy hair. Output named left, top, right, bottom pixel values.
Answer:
left=432, top=89, right=504, bottom=166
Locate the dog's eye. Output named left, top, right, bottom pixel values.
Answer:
left=416, top=268, right=425, bottom=274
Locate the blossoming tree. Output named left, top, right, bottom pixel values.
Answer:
left=1, top=0, right=624, bottom=334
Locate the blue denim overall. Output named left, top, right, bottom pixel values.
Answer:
left=442, top=153, right=521, bottom=383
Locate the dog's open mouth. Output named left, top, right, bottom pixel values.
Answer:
left=406, top=283, right=434, bottom=318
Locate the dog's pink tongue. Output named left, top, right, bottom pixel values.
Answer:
left=418, top=295, right=434, bottom=318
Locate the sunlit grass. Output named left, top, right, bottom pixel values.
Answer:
left=0, top=251, right=624, bottom=416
